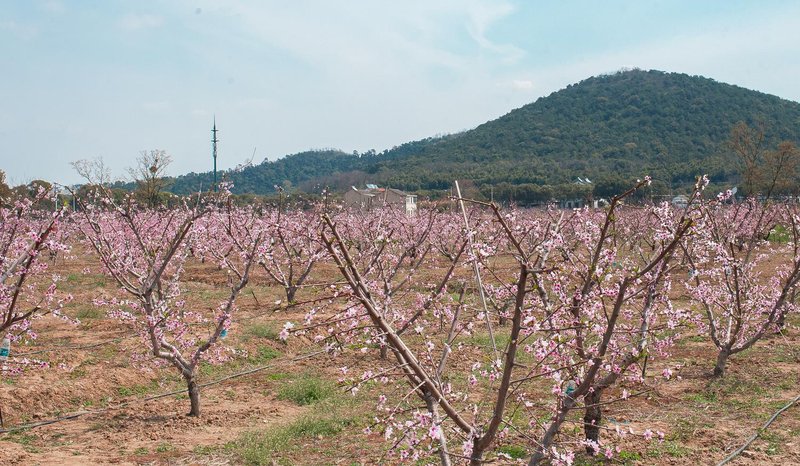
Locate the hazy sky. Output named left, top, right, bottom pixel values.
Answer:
left=2, top=0, right=800, bottom=186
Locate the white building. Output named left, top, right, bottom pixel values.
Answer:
left=344, top=186, right=417, bottom=215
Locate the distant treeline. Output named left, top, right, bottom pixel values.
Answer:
left=108, top=69, right=800, bottom=199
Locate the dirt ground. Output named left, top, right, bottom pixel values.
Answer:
left=1, top=250, right=799, bottom=465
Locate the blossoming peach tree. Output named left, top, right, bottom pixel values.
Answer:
left=1, top=190, right=72, bottom=375
left=78, top=190, right=262, bottom=416
left=685, top=188, right=800, bottom=376
left=281, top=178, right=699, bottom=465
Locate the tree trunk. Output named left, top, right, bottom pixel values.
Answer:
left=498, top=301, right=511, bottom=326
left=713, top=348, right=730, bottom=377
left=776, top=309, right=786, bottom=330
left=469, top=439, right=484, bottom=466
left=528, top=397, right=576, bottom=465
left=186, top=375, right=201, bottom=416
left=286, top=286, right=297, bottom=304
left=424, top=392, right=451, bottom=466
left=583, top=389, right=603, bottom=454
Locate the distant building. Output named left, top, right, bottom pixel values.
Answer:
left=671, top=195, right=689, bottom=208
left=344, top=186, right=418, bottom=215
left=559, top=198, right=604, bottom=209
left=559, top=177, right=596, bottom=209
left=344, top=187, right=377, bottom=210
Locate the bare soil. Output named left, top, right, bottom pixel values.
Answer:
left=1, top=250, right=799, bottom=465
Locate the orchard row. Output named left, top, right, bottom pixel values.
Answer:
left=1, top=178, right=797, bottom=465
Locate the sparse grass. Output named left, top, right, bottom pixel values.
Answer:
left=686, top=334, right=706, bottom=343
left=63, top=273, right=106, bottom=288
left=573, top=455, right=604, bottom=466
left=760, top=430, right=783, bottom=456
left=198, top=361, right=225, bottom=378
left=88, top=422, right=105, bottom=431
left=498, top=444, right=527, bottom=459
left=465, top=330, right=511, bottom=352
left=7, top=430, right=36, bottom=445
left=6, top=430, right=41, bottom=453
left=198, top=289, right=230, bottom=301
left=617, top=450, right=643, bottom=463
left=277, top=374, right=334, bottom=406
left=647, top=440, right=691, bottom=458
left=668, top=417, right=698, bottom=442
left=704, top=373, right=769, bottom=412
left=155, top=442, right=174, bottom=453
left=770, top=346, right=799, bottom=364
left=226, top=398, right=357, bottom=464
left=117, top=381, right=158, bottom=397
left=193, top=444, right=217, bottom=455
left=725, top=397, right=760, bottom=411
left=247, top=345, right=281, bottom=364
left=768, top=224, right=791, bottom=244
left=243, top=323, right=280, bottom=342
left=75, top=307, right=104, bottom=320
left=133, top=447, right=149, bottom=455
left=81, top=356, right=100, bottom=366
left=198, top=345, right=281, bottom=378
left=686, top=391, right=717, bottom=404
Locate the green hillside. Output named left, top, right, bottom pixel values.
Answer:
left=168, top=69, right=800, bottom=199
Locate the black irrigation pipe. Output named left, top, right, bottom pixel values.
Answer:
left=0, top=349, right=325, bottom=434
left=716, top=393, right=800, bottom=466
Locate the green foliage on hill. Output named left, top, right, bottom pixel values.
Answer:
left=167, top=69, right=800, bottom=197
left=168, top=149, right=362, bottom=195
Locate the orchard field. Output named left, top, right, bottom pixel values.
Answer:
left=1, top=180, right=800, bottom=465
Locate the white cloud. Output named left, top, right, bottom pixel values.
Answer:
left=119, top=13, right=164, bottom=31
left=186, top=0, right=519, bottom=78
left=172, top=0, right=527, bottom=150
left=40, top=1, right=65, bottom=14
left=511, top=79, right=535, bottom=91
left=519, top=5, right=800, bottom=103
left=7, top=0, right=800, bottom=185
left=0, top=20, right=39, bottom=40
left=464, top=0, right=524, bottom=63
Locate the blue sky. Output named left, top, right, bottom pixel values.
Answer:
left=2, top=0, right=800, bottom=186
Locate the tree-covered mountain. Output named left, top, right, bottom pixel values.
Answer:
left=168, top=69, right=800, bottom=199
left=169, top=149, right=363, bottom=195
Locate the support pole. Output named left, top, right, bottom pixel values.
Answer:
left=454, top=180, right=499, bottom=362
left=212, top=117, right=219, bottom=192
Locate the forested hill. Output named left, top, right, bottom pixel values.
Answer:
left=168, top=69, right=800, bottom=198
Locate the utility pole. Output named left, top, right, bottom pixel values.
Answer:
left=212, top=117, right=219, bottom=192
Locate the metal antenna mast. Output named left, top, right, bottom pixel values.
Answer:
left=212, top=117, right=219, bottom=192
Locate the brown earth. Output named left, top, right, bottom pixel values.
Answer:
left=1, top=247, right=799, bottom=465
